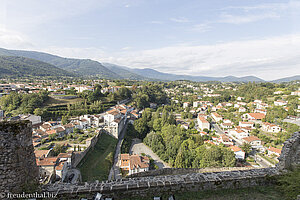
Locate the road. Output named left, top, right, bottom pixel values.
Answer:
left=211, top=121, right=244, bottom=146
left=211, top=121, right=224, bottom=136
left=130, top=138, right=170, bottom=169
left=283, top=118, right=300, bottom=126
left=253, top=154, right=275, bottom=168
left=210, top=119, right=276, bottom=168
left=108, top=122, right=128, bottom=180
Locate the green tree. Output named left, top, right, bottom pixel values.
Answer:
left=240, top=143, right=252, bottom=156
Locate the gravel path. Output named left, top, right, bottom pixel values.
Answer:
left=130, top=138, right=170, bottom=169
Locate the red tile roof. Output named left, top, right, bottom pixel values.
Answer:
left=268, top=146, right=282, bottom=154
left=243, top=136, right=261, bottom=143
left=248, top=113, right=265, bottom=120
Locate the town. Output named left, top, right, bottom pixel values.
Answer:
left=0, top=78, right=299, bottom=186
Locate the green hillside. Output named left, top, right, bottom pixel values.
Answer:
left=0, top=48, right=121, bottom=78
left=0, top=56, right=75, bottom=77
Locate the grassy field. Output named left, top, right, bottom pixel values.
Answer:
left=78, top=133, right=117, bottom=182
left=123, top=186, right=283, bottom=200
left=43, top=97, right=83, bottom=107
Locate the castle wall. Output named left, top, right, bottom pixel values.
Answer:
left=44, top=132, right=299, bottom=199
left=0, top=121, right=39, bottom=193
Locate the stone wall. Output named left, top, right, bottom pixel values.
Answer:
left=0, top=119, right=298, bottom=199
left=277, top=131, right=300, bottom=170
left=71, top=130, right=103, bottom=168
left=43, top=132, right=300, bottom=199
left=0, top=121, right=39, bottom=193
left=45, top=167, right=279, bottom=199
left=128, top=167, right=256, bottom=178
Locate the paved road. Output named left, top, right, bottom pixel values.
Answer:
left=211, top=121, right=224, bottom=136
left=108, top=122, right=128, bottom=180
left=283, top=118, right=300, bottom=126
left=130, top=139, right=170, bottom=169
left=253, top=154, right=275, bottom=168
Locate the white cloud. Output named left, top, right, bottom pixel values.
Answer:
left=3, top=0, right=111, bottom=29
left=170, top=17, right=190, bottom=23
left=149, top=20, right=164, bottom=24
left=0, top=27, right=33, bottom=48
left=217, top=1, right=300, bottom=25
left=99, top=34, right=300, bottom=80
left=191, top=23, right=211, bottom=33
left=121, top=46, right=132, bottom=50
left=218, top=12, right=280, bottom=24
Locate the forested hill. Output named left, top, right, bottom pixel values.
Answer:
left=0, top=48, right=121, bottom=78
left=0, top=56, right=75, bottom=77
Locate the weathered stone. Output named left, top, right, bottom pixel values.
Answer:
left=0, top=121, right=39, bottom=193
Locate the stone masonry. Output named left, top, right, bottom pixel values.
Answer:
left=277, top=131, right=300, bottom=170
left=0, top=121, right=39, bottom=193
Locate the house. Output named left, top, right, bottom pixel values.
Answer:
left=274, top=100, right=287, bottom=106
left=243, top=113, right=265, bottom=121
left=220, top=122, right=234, bottom=129
left=254, top=100, right=262, bottom=104
left=193, top=101, right=200, bottom=108
left=237, top=97, right=244, bottom=101
left=119, top=154, right=150, bottom=175
left=261, top=122, right=281, bottom=133
left=254, top=108, right=267, bottom=115
left=211, top=112, right=223, bottom=122
left=243, top=136, right=262, bottom=148
left=55, top=161, right=68, bottom=180
left=36, top=157, right=58, bottom=178
left=35, top=150, right=51, bottom=159
left=274, top=91, right=283, bottom=95
left=291, top=90, right=300, bottom=96
left=267, top=147, right=282, bottom=157
left=22, top=114, right=42, bottom=126
left=230, top=129, right=249, bottom=139
left=238, top=107, right=246, bottom=113
left=197, top=116, right=210, bottom=130
left=239, top=121, right=254, bottom=129
left=229, top=145, right=245, bottom=160
left=54, top=126, right=66, bottom=137
left=217, top=134, right=233, bottom=146
left=256, top=102, right=269, bottom=109
left=183, top=102, right=190, bottom=108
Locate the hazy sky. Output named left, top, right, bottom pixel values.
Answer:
left=0, top=0, right=300, bottom=80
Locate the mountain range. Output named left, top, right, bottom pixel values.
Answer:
left=0, top=47, right=298, bottom=82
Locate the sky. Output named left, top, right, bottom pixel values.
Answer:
left=0, top=0, right=300, bottom=80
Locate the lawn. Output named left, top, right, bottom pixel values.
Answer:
left=78, top=133, right=117, bottom=182
left=43, top=97, right=83, bottom=107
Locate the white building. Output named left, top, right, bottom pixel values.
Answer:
left=239, top=121, right=254, bottom=129
left=229, top=146, right=245, bottom=160
left=211, top=112, right=223, bottom=122
left=183, top=102, right=190, bottom=108
left=230, top=129, right=249, bottom=139
left=274, top=100, right=287, bottom=106
left=197, top=116, right=210, bottom=130
left=261, top=122, right=281, bottom=133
